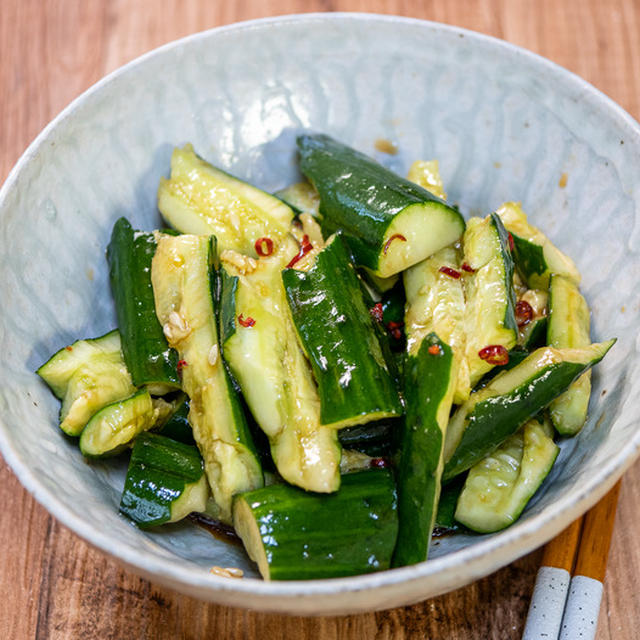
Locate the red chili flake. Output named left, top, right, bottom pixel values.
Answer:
left=387, top=321, right=404, bottom=340
left=369, top=302, right=384, bottom=323
left=370, top=457, right=390, bottom=469
left=428, top=344, right=441, bottom=356
left=383, top=233, right=407, bottom=255
left=254, top=237, right=274, bottom=257
left=439, top=265, right=461, bottom=279
left=507, top=232, right=515, bottom=252
left=478, top=345, right=509, bottom=366
left=237, top=314, right=256, bottom=328
left=285, top=234, right=313, bottom=268
left=515, top=300, right=534, bottom=327
left=177, top=359, right=188, bottom=373
left=65, top=346, right=73, bottom=351
left=461, top=262, right=476, bottom=273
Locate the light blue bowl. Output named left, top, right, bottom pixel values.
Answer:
left=1, top=14, right=638, bottom=614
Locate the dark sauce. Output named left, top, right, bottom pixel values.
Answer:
left=188, top=513, right=242, bottom=546
left=432, top=526, right=458, bottom=538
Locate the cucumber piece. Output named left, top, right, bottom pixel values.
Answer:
left=79, top=389, right=158, bottom=457
left=151, top=234, right=263, bottom=522
left=154, top=395, right=194, bottom=445
left=380, top=282, right=405, bottom=320
left=475, top=347, right=530, bottom=389
left=233, top=469, right=398, bottom=580
left=107, top=217, right=180, bottom=393
left=455, top=418, right=559, bottom=532
left=357, top=275, right=404, bottom=382
left=407, top=159, right=447, bottom=200
left=547, top=275, right=592, bottom=435
left=37, top=330, right=135, bottom=436
left=404, top=245, right=469, bottom=403
left=283, top=234, right=403, bottom=429
left=37, top=330, right=122, bottom=398
left=496, top=202, right=580, bottom=289
left=274, top=181, right=320, bottom=218
left=462, top=213, right=518, bottom=387
left=337, top=420, right=395, bottom=457
left=442, top=340, right=615, bottom=483
left=520, top=317, right=548, bottom=350
left=516, top=289, right=548, bottom=350
left=119, top=433, right=208, bottom=528
left=339, top=449, right=379, bottom=473
left=297, top=134, right=465, bottom=277
left=361, top=268, right=400, bottom=294
left=220, top=250, right=341, bottom=494
left=158, top=144, right=294, bottom=256
left=434, top=474, right=466, bottom=530
left=393, top=334, right=457, bottom=567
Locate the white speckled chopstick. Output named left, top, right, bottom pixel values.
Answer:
left=522, top=480, right=621, bottom=640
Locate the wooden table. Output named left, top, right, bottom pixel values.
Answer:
left=1, top=1, right=639, bottom=638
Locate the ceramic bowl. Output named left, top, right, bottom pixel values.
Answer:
left=1, top=13, right=639, bottom=615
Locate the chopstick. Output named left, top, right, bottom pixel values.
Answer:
left=522, top=480, right=622, bottom=640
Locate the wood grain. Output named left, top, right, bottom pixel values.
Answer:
left=574, top=481, right=622, bottom=583
left=541, top=517, right=584, bottom=574
left=1, top=1, right=640, bottom=638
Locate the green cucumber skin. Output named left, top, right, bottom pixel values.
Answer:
left=522, top=316, right=548, bottom=351
left=236, top=469, right=398, bottom=580
left=393, top=335, right=454, bottom=567
left=490, top=213, right=518, bottom=333
left=434, top=474, right=466, bottom=530
left=218, top=268, right=239, bottom=346
left=107, top=218, right=180, bottom=389
left=475, top=348, right=530, bottom=389
left=511, top=232, right=547, bottom=285
left=155, top=397, right=194, bottom=445
left=357, top=274, right=403, bottom=384
left=297, top=134, right=460, bottom=270
left=338, top=420, right=397, bottom=457
left=381, top=282, right=406, bottom=326
left=120, top=433, right=204, bottom=528
left=443, top=359, right=597, bottom=483
left=205, top=242, right=262, bottom=463
left=283, top=234, right=402, bottom=427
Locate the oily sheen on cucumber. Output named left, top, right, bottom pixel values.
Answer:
left=297, top=134, right=465, bottom=277
left=107, top=217, right=180, bottom=393
left=151, top=234, right=263, bottom=522
left=393, top=334, right=457, bottom=567
left=79, top=388, right=159, bottom=457
left=547, top=274, right=592, bottom=435
left=282, top=233, right=403, bottom=429
left=154, top=395, right=194, bottom=444
left=219, top=250, right=341, bottom=494
left=455, top=418, right=558, bottom=533
left=462, top=213, right=518, bottom=387
left=233, top=469, right=398, bottom=580
left=158, top=144, right=294, bottom=256
left=36, top=330, right=135, bottom=436
left=442, top=340, right=615, bottom=483
left=404, top=245, right=469, bottom=402
left=119, top=433, right=208, bottom=528
left=496, top=202, right=580, bottom=289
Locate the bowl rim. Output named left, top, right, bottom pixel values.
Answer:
left=1, top=11, right=639, bottom=605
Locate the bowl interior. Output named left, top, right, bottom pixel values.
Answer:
left=1, top=14, right=639, bottom=613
